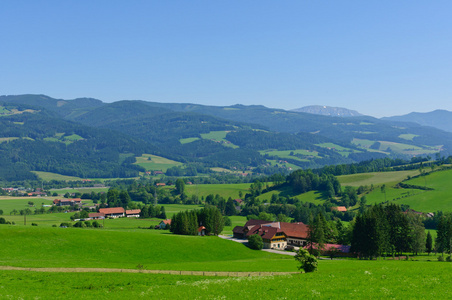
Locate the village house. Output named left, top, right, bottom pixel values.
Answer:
left=126, top=209, right=141, bottom=218
left=53, top=198, right=82, bottom=207
left=233, top=220, right=309, bottom=249
left=88, top=212, right=105, bottom=220
left=246, top=224, right=287, bottom=249
left=198, top=226, right=206, bottom=236
left=99, top=207, right=125, bottom=218
left=159, top=219, right=171, bottom=229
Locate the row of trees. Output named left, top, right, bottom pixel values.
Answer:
left=170, top=206, right=224, bottom=236
left=351, top=204, right=426, bottom=259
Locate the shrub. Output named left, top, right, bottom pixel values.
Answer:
left=31, top=223, right=38, bottom=226
left=295, top=249, right=318, bottom=273
left=92, top=221, right=100, bottom=228
left=223, top=216, right=232, bottom=226
left=0, top=217, right=6, bottom=224
left=248, top=234, right=264, bottom=250
left=446, top=256, right=452, bottom=262
left=438, top=255, right=445, bottom=262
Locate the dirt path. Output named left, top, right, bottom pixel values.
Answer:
left=0, top=266, right=297, bottom=277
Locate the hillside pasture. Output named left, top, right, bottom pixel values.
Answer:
left=179, top=137, right=200, bottom=144
left=185, top=183, right=251, bottom=200
left=338, top=170, right=419, bottom=187
left=260, top=149, right=320, bottom=162
left=31, top=171, right=83, bottom=181
left=0, top=137, right=19, bottom=143
left=315, top=142, right=361, bottom=157
left=258, top=188, right=326, bottom=206
left=50, top=187, right=110, bottom=196
left=134, top=154, right=182, bottom=172
left=200, top=130, right=238, bottom=148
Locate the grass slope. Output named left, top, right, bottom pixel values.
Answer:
left=134, top=154, right=182, bottom=171
left=185, top=183, right=251, bottom=200
left=0, top=226, right=294, bottom=272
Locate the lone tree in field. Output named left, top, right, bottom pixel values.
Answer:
left=295, top=248, right=318, bottom=273
left=248, top=234, right=264, bottom=250
left=426, top=231, right=433, bottom=256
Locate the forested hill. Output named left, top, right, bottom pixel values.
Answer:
left=382, top=110, right=452, bottom=133
left=2, top=94, right=452, bottom=181
left=0, top=104, right=158, bottom=181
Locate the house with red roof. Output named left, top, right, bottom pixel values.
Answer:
left=159, top=219, right=171, bottom=229
left=234, top=220, right=310, bottom=248
left=53, top=198, right=82, bottom=207
left=99, top=207, right=125, bottom=218
left=246, top=224, right=287, bottom=249
left=126, top=209, right=141, bottom=218
left=88, top=212, right=105, bottom=220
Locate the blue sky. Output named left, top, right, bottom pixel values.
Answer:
left=1, top=1, right=451, bottom=117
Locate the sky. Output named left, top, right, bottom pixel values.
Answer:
left=1, top=1, right=451, bottom=117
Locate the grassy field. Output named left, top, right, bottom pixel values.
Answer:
left=185, top=183, right=251, bottom=200
left=316, top=142, right=362, bottom=157
left=0, top=197, right=54, bottom=215
left=179, top=137, right=200, bottom=144
left=134, top=154, right=182, bottom=172
left=50, top=187, right=110, bottom=196
left=352, top=138, right=440, bottom=156
left=259, top=149, right=319, bottom=162
left=338, top=170, right=419, bottom=187
left=258, top=188, right=326, bottom=205
left=200, top=130, right=238, bottom=148
left=389, top=168, right=452, bottom=212
left=0, top=259, right=450, bottom=299
left=0, top=226, right=295, bottom=271
left=31, top=171, right=84, bottom=181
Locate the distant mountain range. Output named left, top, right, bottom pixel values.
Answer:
left=291, top=105, right=363, bottom=117
left=1, top=94, right=452, bottom=181
left=382, top=110, right=452, bottom=133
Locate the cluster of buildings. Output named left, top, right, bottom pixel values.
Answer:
left=233, top=219, right=309, bottom=250
left=233, top=219, right=351, bottom=256
left=88, top=207, right=141, bottom=219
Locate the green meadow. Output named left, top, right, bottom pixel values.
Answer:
left=185, top=183, right=251, bottom=200
left=50, top=187, right=110, bottom=196
left=31, top=171, right=84, bottom=181
left=316, top=142, right=362, bottom=157
left=0, top=226, right=295, bottom=272
left=0, top=260, right=450, bottom=299
left=259, top=149, right=320, bottom=162
left=134, top=154, right=183, bottom=171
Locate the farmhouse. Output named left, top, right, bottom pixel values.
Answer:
left=232, top=219, right=273, bottom=239
left=53, top=198, right=82, bottom=206
left=234, top=220, right=309, bottom=249
left=126, top=209, right=141, bottom=218
left=159, top=219, right=171, bottom=229
left=99, top=207, right=125, bottom=218
left=246, top=224, right=287, bottom=249
left=88, top=212, right=105, bottom=220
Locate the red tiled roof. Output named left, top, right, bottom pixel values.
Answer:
left=234, top=199, right=243, bottom=204
left=331, top=206, right=347, bottom=212
left=99, top=207, right=125, bottom=215
left=278, top=222, right=309, bottom=239
left=198, top=226, right=206, bottom=232
left=126, top=209, right=141, bottom=215
left=162, top=219, right=171, bottom=225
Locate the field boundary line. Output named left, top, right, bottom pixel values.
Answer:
left=0, top=266, right=297, bottom=277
